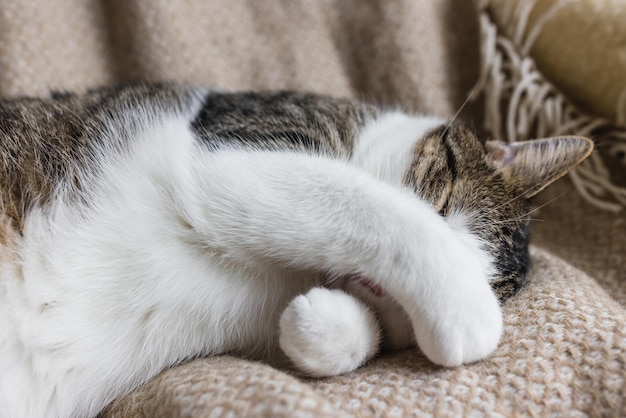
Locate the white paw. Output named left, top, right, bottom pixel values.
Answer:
left=410, top=231, right=503, bottom=367
left=279, top=287, right=381, bottom=377
left=413, top=286, right=502, bottom=367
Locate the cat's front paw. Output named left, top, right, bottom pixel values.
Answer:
left=279, top=287, right=381, bottom=377
left=414, top=289, right=502, bottom=367
left=410, top=237, right=503, bottom=367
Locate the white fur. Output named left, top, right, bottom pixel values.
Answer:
left=0, top=108, right=502, bottom=418
left=279, top=287, right=380, bottom=377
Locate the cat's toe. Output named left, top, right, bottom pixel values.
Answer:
left=279, top=287, right=381, bottom=377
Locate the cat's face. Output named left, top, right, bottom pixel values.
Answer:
left=344, top=122, right=593, bottom=351
left=406, top=124, right=532, bottom=302
left=406, top=124, right=593, bottom=302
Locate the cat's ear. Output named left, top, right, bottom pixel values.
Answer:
left=486, top=136, right=593, bottom=198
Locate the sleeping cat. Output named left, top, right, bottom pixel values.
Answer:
left=0, top=83, right=592, bottom=418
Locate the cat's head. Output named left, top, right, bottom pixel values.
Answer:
left=347, top=114, right=592, bottom=351
left=405, top=123, right=592, bottom=302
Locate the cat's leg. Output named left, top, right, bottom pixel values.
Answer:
left=186, top=149, right=502, bottom=367
left=278, top=287, right=381, bottom=377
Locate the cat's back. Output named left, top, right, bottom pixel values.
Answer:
left=0, top=83, right=204, bottom=245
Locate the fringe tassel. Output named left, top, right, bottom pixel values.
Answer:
left=472, top=0, right=626, bottom=212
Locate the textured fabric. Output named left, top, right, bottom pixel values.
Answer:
left=1, top=1, right=624, bottom=417
left=0, top=0, right=479, bottom=118
left=103, top=356, right=350, bottom=418
left=534, top=177, right=626, bottom=306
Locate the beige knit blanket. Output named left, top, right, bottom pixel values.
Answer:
left=1, top=1, right=624, bottom=416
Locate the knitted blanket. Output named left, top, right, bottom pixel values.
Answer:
left=1, top=0, right=624, bottom=416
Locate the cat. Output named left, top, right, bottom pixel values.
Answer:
left=0, top=83, right=592, bottom=418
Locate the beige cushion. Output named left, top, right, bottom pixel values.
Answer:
left=488, top=0, right=626, bottom=121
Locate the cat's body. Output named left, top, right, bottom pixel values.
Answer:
left=0, top=84, right=592, bottom=418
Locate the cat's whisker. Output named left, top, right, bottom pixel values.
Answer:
left=482, top=182, right=545, bottom=216
left=471, top=185, right=568, bottom=226
left=489, top=217, right=545, bottom=225
left=483, top=192, right=566, bottom=225
left=524, top=192, right=568, bottom=217
left=440, top=94, right=473, bottom=140
left=528, top=218, right=545, bottom=223
left=473, top=192, right=565, bottom=230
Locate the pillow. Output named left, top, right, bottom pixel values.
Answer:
left=472, top=0, right=626, bottom=211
